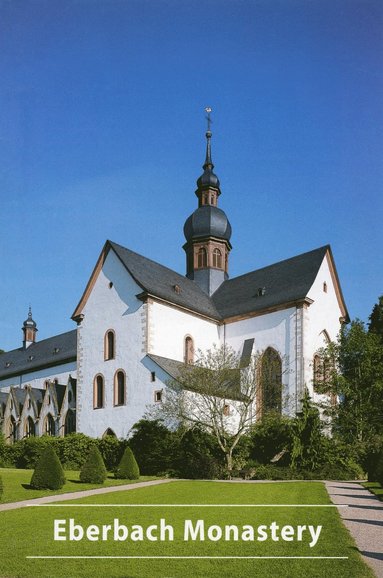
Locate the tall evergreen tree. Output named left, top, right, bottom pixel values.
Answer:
left=368, top=295, right=383, bottom=340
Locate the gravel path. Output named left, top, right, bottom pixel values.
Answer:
left=326, top=481, right=383, bottom=578
left=0, top=478, right=175, bottom=512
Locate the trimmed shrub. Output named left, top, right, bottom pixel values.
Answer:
left=14, top=436, right=56, bottom=469
left=115, top=447, right=140, bottom=480
left=97, top=436, right=127, bottom=471
left=80, top=445, right=107, bottom=484
left=0, top=475, right=3, bottom=501
left=30, top=445, right=66, bottom=490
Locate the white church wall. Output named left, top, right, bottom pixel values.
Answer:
left=224, top=307, right=298, bottom=416
left=149, top=301, right=220, bottom=361
left=305, top=253, right=344, bottom=398
left=77, top=249, right=164, bottom=439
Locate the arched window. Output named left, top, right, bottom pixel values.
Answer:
left=24, top=416, right=35, bottom=438
left=9, top=416, right=17, bottom=443
left=103, top=428, right=117, bottom=438
left=197, top=247, right=207, bottom=268
left=114, top=370, right=126, bottom=406
left=44, top=413, right=55, bottom=436
left=212, top=248, right=222, bottom=268
left=93, top=375, right=104, bottom=409
left=64, top=409, right=76, bottom=435
left=104, top=330, right=115, bottom=360
left=184, top=336, right=194, bottom=364
left=258, top=348, right=282, bottom=418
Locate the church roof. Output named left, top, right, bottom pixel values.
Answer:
left=212, top=245, right=337, bottom=320
left=147, top=353, right=246, bottom=401
left=0, top=330, right=77, bottom=380
left=72, top=240, right=347, bottom=324
left=109, top=241, right=221, bottom=320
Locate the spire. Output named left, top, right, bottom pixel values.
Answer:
left=196, top=107, right=220, bottom=198
left=183, top=109, right=232, bottom=295
left=22, top=306, right=37, bottom=348
left=203, top=107, right=213, bottom=169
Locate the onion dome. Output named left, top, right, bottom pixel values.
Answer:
left=184, top=205, right=232, bottom=243
left=23, top=306, right=36, bottom=329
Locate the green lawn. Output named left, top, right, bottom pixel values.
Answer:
left=0, top=467, right=158, bottom=503
left=362, top=481, right=383, bottom=501
left=0, top=480, right=374, bottom=578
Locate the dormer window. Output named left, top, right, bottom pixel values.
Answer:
left=53, top=347, right=60, bottom=354
left=104, top=330, right=115, bottom=361
left=173, top=284, right=181, bottom=294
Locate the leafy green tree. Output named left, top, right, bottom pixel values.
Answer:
left=248, top=414, right=293, bottom=465
left=115, top=447, right=140, bottom=480
left=30, top=446, right=66, bottom=490
left=368, top=295, right=383, bottom=341
left=174, top=427, right=222, bottom=479
left=128, top=419, right=178, bottom=475
left=80, top=445, right=107, bottom=484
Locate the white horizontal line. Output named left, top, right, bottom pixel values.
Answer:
left=26, top=555, right=349, bottom=560
left=31, top=503, right=348, bottom=508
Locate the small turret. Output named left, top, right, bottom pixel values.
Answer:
left=22, top=307, right=37, bottom=349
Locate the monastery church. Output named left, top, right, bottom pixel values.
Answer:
left=0, top=121, right=349, bottom=442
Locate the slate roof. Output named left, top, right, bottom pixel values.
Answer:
left=110, top=241, right=221, bottom=320
left=109, top=242, right=340, bottom=322
left=212, top=245, right=331, bottom=319
left=147, top=353, right=246, bottom=401
left=0, top=330, right=77, bottom=380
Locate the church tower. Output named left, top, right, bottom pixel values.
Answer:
left=22, top=307, right=37, bottom=349
left=183, top=109, right=232, bottom=295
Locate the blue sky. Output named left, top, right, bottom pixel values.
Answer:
left=0, top=0, right=382, bottom=351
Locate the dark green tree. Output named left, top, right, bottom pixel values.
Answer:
left=368, top=295, right=383, bottom=341
left=80, top=445, right=107, bottom=484
left=115, top=447, right=140, bottom=480
left=128, top=419, right=177, bottom=475
left=30, top=445, right=66, bottom=490
left=291, top=389, right=323, bottom=471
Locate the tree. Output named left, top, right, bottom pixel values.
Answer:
left=79, top=445, right=107, bottom=484
left=291, top=389, right=323, bottom=471
left=128, top=419, right=178, bottom=475
left=30, top=445, right=66, bottom=490
left=368, top=295, right=383, bottom=341
left=115, top=447, right=140, bottom=480
left=151, top=345, right=284, bottom=476
left=316, top=320, right=383, bottom=446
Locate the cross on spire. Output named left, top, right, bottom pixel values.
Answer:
left=205, top=107, right=212, bottom=132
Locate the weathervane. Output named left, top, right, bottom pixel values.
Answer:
left=205, top=107, right=212, bottom=132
